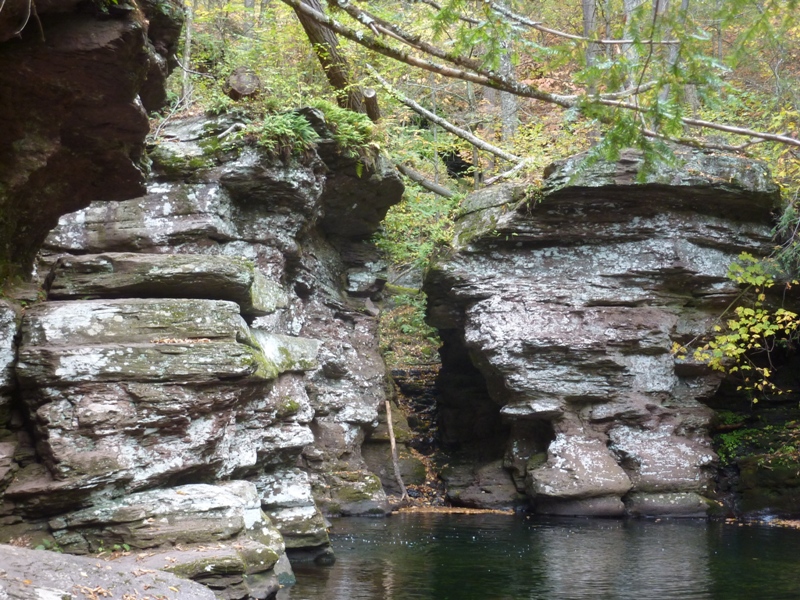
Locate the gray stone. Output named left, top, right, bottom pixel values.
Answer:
left=0, top=543, right=216, bottom=600
left=315, top=470, right=390, bottom=517
left=625, top=491, right=715, bottom=517
left=536, top=496, right=627, bottom=517
left=256, top=469, right=330, bottom=549
left=16, top=341, right=276, bottom=387
left=21, top=299, right=253, bottom=348
left=0, top=301, right=19, bottom=432
left=609, top=424, right=716, bottom=493
left=0, top=113, right=407, bottom=597
left=424, top=148, right=778, bottom=515
left=542, top=147, right=780, bottom=210
left=43, top=182, right=239, bottom=254
left=251, top=331, right=321, bottom=373
left=527, top=434, right=632, bottom=502
left=45, top=481, right=287, bottom=598
left=443, top=460, right=526, bottom=510
left=116, top=541, right=282, bottom=600
left=0, top=301, right=19, bottom=398
left=50, top=481, right=280, bottom=551
left=46, top=252, right=285, bottom=317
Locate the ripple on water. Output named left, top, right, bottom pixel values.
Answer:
left=279, top=514, right=800, bottom=600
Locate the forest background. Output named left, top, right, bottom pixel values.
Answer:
left=155, top=0, right=800, bottom=378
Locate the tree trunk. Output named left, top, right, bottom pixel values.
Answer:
left=293, top=0, right=364, bottom=112
left=363, top=88, right=381, bottom=122
left=181, top=1, right=194, bottom=107
left=622, top=0, right=646, bottom=77
left=659, top=0, right=689, bottom=104
left=499, top=46, right=518, bottom=140
left=581, top=0, right=602, bottom=93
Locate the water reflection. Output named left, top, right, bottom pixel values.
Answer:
left=279, top=514, right=800, bottom=600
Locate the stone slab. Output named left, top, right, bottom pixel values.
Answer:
left=46, top=253, right=287, bottom=317
left=0, top=543, right=216, bottom=600
left=16, top=342, right=277, bottom=387
left=624, top=492, right=713, bottom=517
left=527, top=434, right=632, bottom=500
left=251, top=331, right=320, bottom=373
left=21, top=299, right=252, bottom=348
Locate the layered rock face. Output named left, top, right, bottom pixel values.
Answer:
left=425, top=148, right=780, bottom=517
left=0, top=114, right=403, bottom=596
left=0, top=0, right=183, bottom=278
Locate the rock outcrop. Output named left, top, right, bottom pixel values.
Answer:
left=425, top=148, right=781, bottom=516
left=0, top=543, right=217, bottom=600
left=0, top=113, right=403, bottom=597
left=0, top=0, right=183, bottom=279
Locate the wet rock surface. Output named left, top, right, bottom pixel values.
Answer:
left=424, top=147, right=781, bottom=516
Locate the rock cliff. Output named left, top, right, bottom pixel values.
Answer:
left=0, top=114, right=404, bottom=597
left=424, top=148, right=782, bottom=517
left=0, top=0, right=183, bottom=280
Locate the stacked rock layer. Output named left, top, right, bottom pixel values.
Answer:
left=0, top=114, right=404, bottom=597
left=425, top=148, right=781, bottom=517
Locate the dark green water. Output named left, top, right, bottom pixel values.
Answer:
left=279, top=513, right=800, bottom=600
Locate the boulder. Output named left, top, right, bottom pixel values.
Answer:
left=0, top=543, right=216, bottom=600
left=527, top=434, right=632, bottom=513
left=256, top=469, right=331, bottom=549
left=625, top=492, right=715, bottom=517
left=47, top=481, right=288, bottom=599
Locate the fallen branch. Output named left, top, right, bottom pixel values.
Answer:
left=483, top=159, right=532, bottom=185
left=279, top=0, right=800, bottom=151
left=385, top=399, right=408, bottom=503
left=368, top=65, right=521, bottom=163
left=396, top=163, right=456, bottom=198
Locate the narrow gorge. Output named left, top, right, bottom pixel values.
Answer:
left=2, top=2, right=800, bottom=598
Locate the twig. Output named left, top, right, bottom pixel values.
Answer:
left=411, top=0, right=680, bottom=45
left=173, top=56, right=217, bottom=80
left=10, top=0, right=32, bottom=37
left=148, top=91, right=192, bottom=142
left=217, top=122, right=246, bottom=139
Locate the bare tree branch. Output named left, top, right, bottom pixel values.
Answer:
left=396, top=163, right=456, bottom=198
left=280, top=0, right=575, bottom=107
left=280, top=0, right=800, bottom=151
left=600, top=98, right=800, bottom=147
left=368, top=65, right=521, bottom=163
left=410, top=0, right=680, bottom=45
left=484, top=159, right=532, bottom=185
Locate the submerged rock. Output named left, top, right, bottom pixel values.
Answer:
left=425, top=147, right=780, bottom=516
